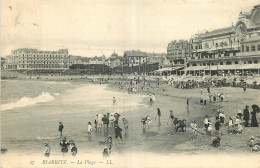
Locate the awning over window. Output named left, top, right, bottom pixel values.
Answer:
left=185, top=66, right=208, bottom=71
left=155, top=66, right=184, bottom=72
left=155, top=67, right=172, bottom=72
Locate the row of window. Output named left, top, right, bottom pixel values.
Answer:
left=241, top=44, right=260, bottom=52
left=18, top=65, right=67, bottom=69
left=192, top=60, right=258, bottom=66
left=19, top=61, right=63, bottom=64
left=21, top=54, right=67, bottom=57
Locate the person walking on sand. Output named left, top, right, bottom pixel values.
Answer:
left=102, top=114, right=109, bottom=129
left=186, top=99, right=190, bottom=116
left=58, top=121, right=64, bottom=137
left=243, top=106, right=250, bottom=127
left=219, top=111, right=225, bottom=125
left=204, top=115, right=209, bottom=133
left=109, top=114, right=115, bottom=127
left=44, top=142, right=50, bottom=157
left=190, top=120, right=198, bottom=140
left=243, top=85, right=247, bottom=92
left=215, top=119, right=221, bottom=135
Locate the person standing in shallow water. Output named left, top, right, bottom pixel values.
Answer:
left=114, top=125, right=123, bottom=141
left=112, top=97, right=117, bottom=105
left=60, top=137, right=69, bottom=154
left=44, top=142, right=50, bottom=157
left=88, top=122, right=92, bottom=138
left=156, top=108, right=161, bottom=122
left=59, top=122, right=64, bottom=137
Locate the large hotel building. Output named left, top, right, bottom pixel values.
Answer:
left=5, top=48, right=70, bottom=70
left=167, top=5, right=260, bottom=75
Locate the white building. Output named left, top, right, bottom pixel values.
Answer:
left=5, top=48, right=70, bottom=70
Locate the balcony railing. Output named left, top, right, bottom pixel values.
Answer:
left=195, top=43, right=240, bottom=53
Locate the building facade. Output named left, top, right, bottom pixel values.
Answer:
left=147, top=53, right=169, bottom=68
left=187, top=5, right=260, bottom=69
left=5, top=48, right=70, bottom=70
left=89, top=55, right=106, bottom=65
left=167, top=40, right=192, bottom=62
left=123, top=50, right=148, bottom=67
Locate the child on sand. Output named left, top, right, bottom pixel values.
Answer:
left=237, top=124, right=244, bottom=134
left=103, top=135, right=113, bottom=157
left=69, top=140, right=77, bottom=156
left=207, top=122, right=212, bottom=135
left=228, top=117, right=234, bottom=134
left=88, top=122, right=92, bottom=137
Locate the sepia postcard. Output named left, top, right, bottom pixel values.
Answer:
left=1, top=0, right=260, bottom=167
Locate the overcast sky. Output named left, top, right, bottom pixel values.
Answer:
left=1, top=0, right=259, bottom=57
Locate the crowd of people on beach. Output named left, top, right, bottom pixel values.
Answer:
left=44, top=102, right=130, bottom=157
left=42, top=75, right=259, bottom=157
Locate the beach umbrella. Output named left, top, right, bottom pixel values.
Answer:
left=252, top=104, right=260, bottom=113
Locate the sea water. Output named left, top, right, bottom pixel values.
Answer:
left=1, top=80, right=147, bottom=155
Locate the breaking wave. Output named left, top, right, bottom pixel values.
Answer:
left=1, top=92, right=55, bottom=112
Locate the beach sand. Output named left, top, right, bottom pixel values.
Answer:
left=105, top=78, right=260, bottom=154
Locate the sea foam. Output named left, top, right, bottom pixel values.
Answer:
left=1, top=92, right=55, bottom=111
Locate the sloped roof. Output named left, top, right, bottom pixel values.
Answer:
left=201, top=27, right=234, bottom=38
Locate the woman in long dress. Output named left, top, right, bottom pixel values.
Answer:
left=251, top=107, right=259, bottom=127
